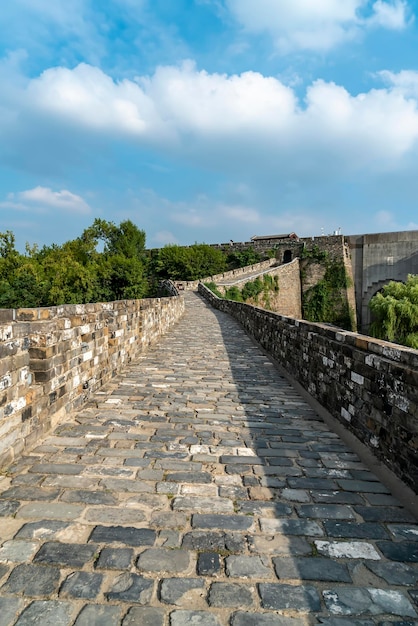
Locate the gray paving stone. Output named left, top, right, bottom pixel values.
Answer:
left=85, top=506, right=147, bottom=524
left=315, top=540, right=381, bottom=560
left=388, top=525, right=418, bottom=541
left=122, top=607, right=165, bottom=626
left=74, top=605, right=122, bottom=625
left=182, top=530, right=245, bottom=553
left=318, top=617, right=376, bottom=626
left=95, top=547, right=133, bottom=570
left=2, top=563, right=61, bottom=595
left=365, top=562, right=418, bottom=585
left=376, top=542, right=418, bottom=562
left=151, top=511, right=188, bottom=528
left=0, top=597, right=25, bottom=626
left=248, top=535, right=312, bottom=556
left=355, top=506, right=417, bottom=523
left=60, top=571, right=103, bottom=599
left=16, top=502, right=84, bottom=520
left=337, top=480, right=390, bottom=493
left=172, top=496, right=234, bottom=513
left=208, top=582, right=254, bottom=607
left=364, top=493, right=403, bottom=506
left=0, top=540, right=38, bottom=563
left=61, top=489, right=117, bottom=505
left=192, top=514, right=253, bottom=531
left=0, top=486, right=61, bottom=501
left=237, top=501, right=292, bottom=516
left=221, top=455, right=264, bottom=465
left=106, top=572, right=154, bottom=603
left=160, top=578, right=205, bottom=605
left=89, top=525, right=156, bottom=546
left=258, top=582, right=321, bottom=611
left=170, top=610, right=222, bottom=626
left=226, top=555, right=272, bottom=578
left=0, top=500, right=20, bottom=517
left=29, top=463, right=84, bottom=475
left=323, top=587, right=417, bottom=617
left=288, top=478, right=338, bottom=490
left=323, top=521, right=389, bottom=539
left=311, top=491, right=364, bottom=505
left=137, top=548, right=192, bottom=573
left=296, top=504, right=355, bottom=519
left=166, top=472, right=212, bottom=483
left=14, top=600, right=73, bottom=626
left=197, top=552, right=221, bottom=576
left=231, top=613, right=309, bottom=626
left=14, top=520, right=69, bottom=539
left=273, top=557, right=351, bottom=582
left=260, top=518, right=324, bottom=536
left=34, top=542, right=97, bottom=567
left=377, top=621, right=418, bottom=626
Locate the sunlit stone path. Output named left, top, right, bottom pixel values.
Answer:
left=0, top=292, right=417, bottom=626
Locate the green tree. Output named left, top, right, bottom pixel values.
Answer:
left=153, top=244, right=226, bottom=281
left=369, top=275, right=418, bottom=348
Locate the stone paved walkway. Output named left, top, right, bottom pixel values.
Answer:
left=0, top=292, right=418, bottom=626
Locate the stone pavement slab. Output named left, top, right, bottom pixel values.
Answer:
left=0, top=291, right=417, bottom=625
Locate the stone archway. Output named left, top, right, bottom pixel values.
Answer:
left=283, top=250, right=292, bottom=264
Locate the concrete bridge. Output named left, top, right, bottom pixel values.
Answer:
left=0, top=291, right=418, bottom=624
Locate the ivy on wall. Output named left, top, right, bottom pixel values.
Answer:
left=205, top=274, right=279, bottom=309
left=302, top=259, right=354, bottom=330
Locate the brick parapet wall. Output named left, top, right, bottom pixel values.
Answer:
left=0, top=297, right=184, bottom=469
left=199, top=284, right=418, bottom=492
left=216, top=259, right=302, bottom=319
left=175, top=257, right=278, bottom=291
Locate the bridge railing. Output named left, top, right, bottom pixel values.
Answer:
left=0, top=296, right=184, bottom=469
left=199, top=283, right=418, bottom=493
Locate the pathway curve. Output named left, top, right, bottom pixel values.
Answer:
left=0, top=292, right=417, bottom=626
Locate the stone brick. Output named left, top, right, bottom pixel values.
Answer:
left=122, top=607, right=165, bottom=626
left=73, top=605, right=122, bottom=626
left=170, top=611, right=222, bottom=626
left=34, top=542, right=97, bottom=567
left=105, top=573, right=154, bottom=603
left=60, top=571, right=103, bottom=599
left=208, top=582, right=254, bottom=608
left=160, top=577, right=205, bottom=606
left=89, top=525, right=156, bottom=546
left=137, top=548, right=192, bottom=573
left=2, top=563, right=61, bottom=595
left=258, top=583, right=321, bottom=611
left=14, top=601, right=74, bottom=626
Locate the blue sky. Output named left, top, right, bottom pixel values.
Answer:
left=1, top=0, right=418, bottom=250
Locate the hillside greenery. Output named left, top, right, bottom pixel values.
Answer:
left=369, top=275, right=418, bottom=349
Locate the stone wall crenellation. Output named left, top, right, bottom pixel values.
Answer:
left=0, top=297, right=184, bottom=469
left=199, top=283, right=418, bottom=493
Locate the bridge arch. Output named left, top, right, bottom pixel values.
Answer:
left=362, top=278, right=401, bottom=333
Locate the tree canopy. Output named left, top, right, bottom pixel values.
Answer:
left=0, top=219, right=148, bottom=308
left=369, top=275, right=418, bottom=349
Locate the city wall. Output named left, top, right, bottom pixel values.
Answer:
left=199, top=284, right=418, bottom=492
left=0, top=297, right=184, bottom=469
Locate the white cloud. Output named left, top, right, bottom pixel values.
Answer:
left=370, top=0, right=410, bottom=29
left=23, top=61, right=418, bottom=176
left=224, top=0, right=411, bottom=52
left=4, top=187, right=92, bottom=214
left=3, top=62, right=418, bottom=223
left=379, top=69, right=418, bottom=97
